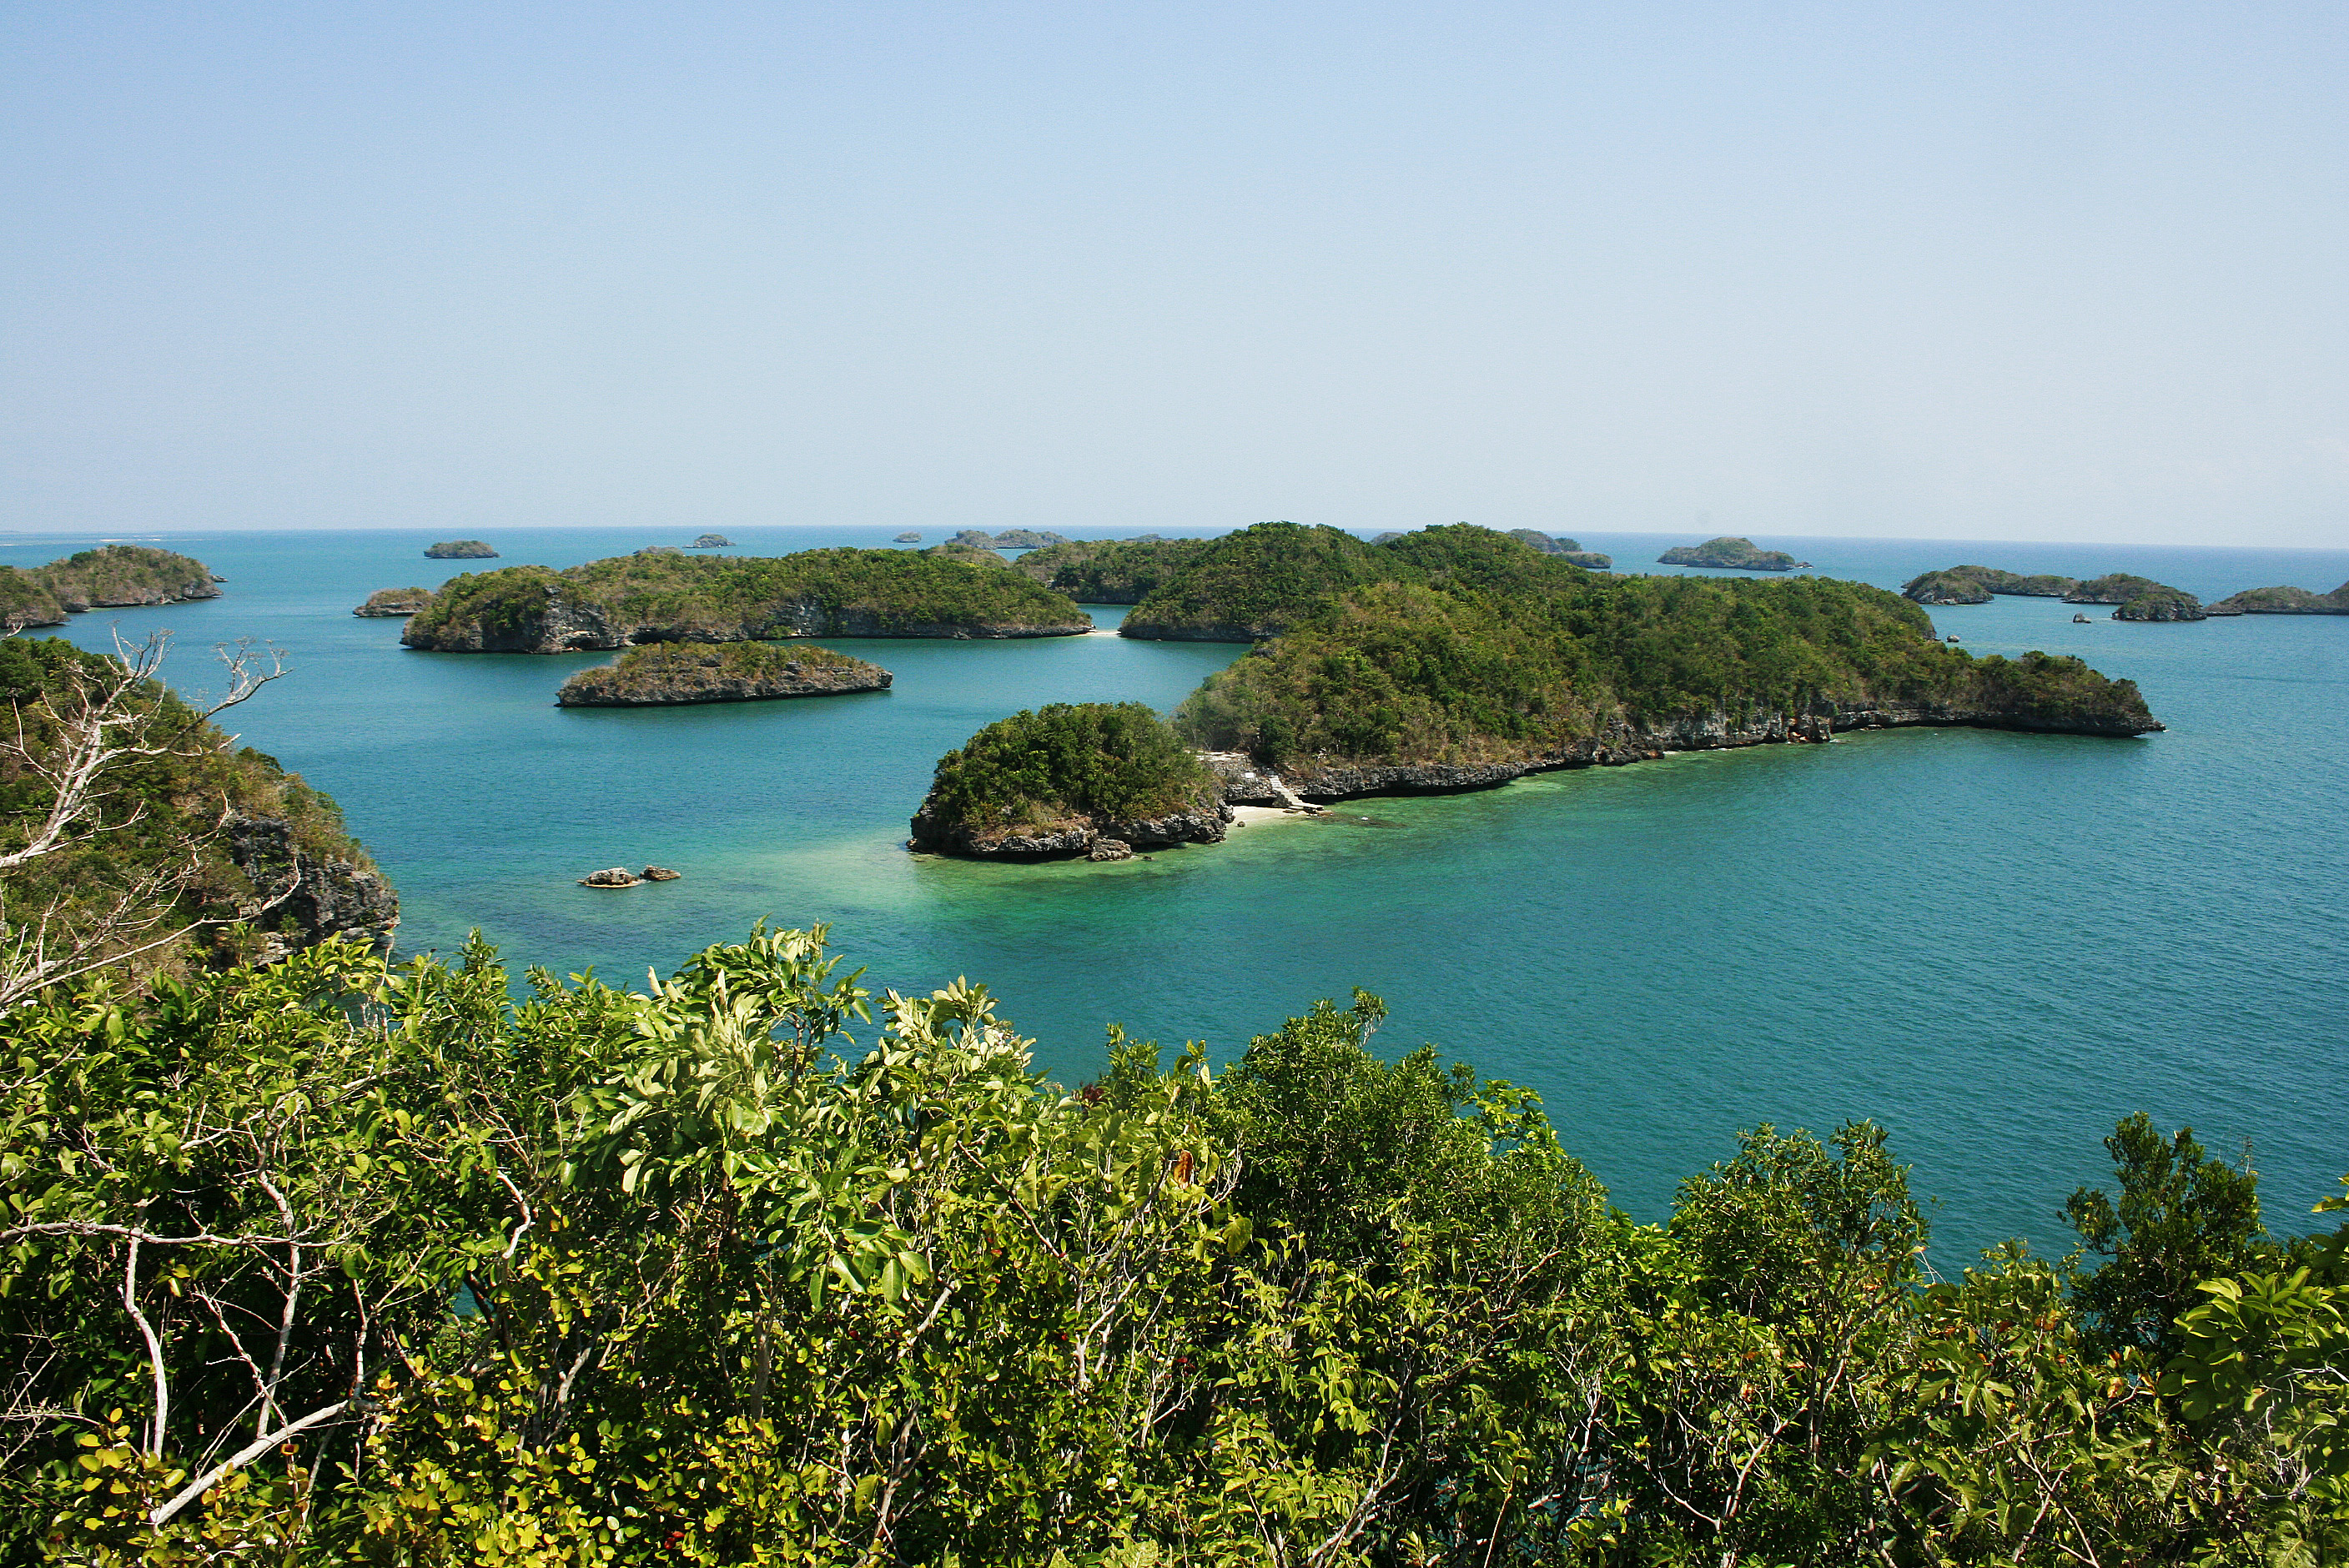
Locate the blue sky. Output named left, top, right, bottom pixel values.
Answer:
left=4, top=2, right=2345, bottom=545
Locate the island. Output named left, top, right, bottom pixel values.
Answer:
left=0, top=545, right=222, bottom=627
left=893, top=531, right=923, bottom=543
left=688, top=534, right=732, bottom=548
left=908, top=702, right=1230, bottom=859
left=353, top=586, right=435, bottom=617
left=1012, top=535, right=1215, bottom=603
left=923, top=540, right=1013, bottom=567
left=1901, top=566, right=2083, bottom=605
left=951, top=528, right=1069, bottom=550
left=1505, top=530, right=1613, bottom=569
left=1658, top=536, right=1809, bottom=570
left=425, top=540, right=498, bottom=559
left=2065, top=573, right=2206, bottom=621
left=1114, top=520, right=1607, bottom=641
left=401, top=546, right=1092, bottom=652
left=2207, top=582, right=2349, bottom=616
left=556, top=641, right=892, bottom=706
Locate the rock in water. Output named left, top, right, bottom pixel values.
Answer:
left=894, top=531, right=923, bottom=542
left=1657, top=536, right=1809, bottom=570
left=641, top=865, right=682, bottom=881
left=1087, top=839, right=1134, bottom=862
left=580, top=867, right=640, bottom=887
left=425, top=540, right=498, bottom=559
left=689, top=535, right=732, bottom=548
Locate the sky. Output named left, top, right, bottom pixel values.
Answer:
left=3, top=2, right=2346, bottom=548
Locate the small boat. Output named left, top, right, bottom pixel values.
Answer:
left=2072, top=613, right=2091, bottom=623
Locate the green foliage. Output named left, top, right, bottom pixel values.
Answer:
left=2067, top=1112, right=2268, bottom=1357
left=1120, top=522, right=1405, bottom=637
left=1171, top=556, right=2157, bottom=772
left=556, top=641, right=886, bottom=706
left=1657, top=536, right=1804, bottom=570
left=31, top=547, right=217, bottom=611
left=0, top=569, right=68, bottom=629
left=1012, top=538, right=1216, bottom=605
left=1901, top=565, right=2082, bottom=601
left=5, top=932, right=2348, bottom=1563
left=406, top=548, right=1089, bottom=648
left=917, top=702, right=1216, bottom=841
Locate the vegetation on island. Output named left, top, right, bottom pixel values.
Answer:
left=1506, top=528, right=1613, bottom=568
left=908, top=701, right=1223, bottom=854
left=1657, top=535, right=1809, bottom=570
left=1902, top=565, right=2082, bottom=603
left=352, top=585, right=435, bottom=617
left=2209, top=581, right=2349, bottom=616
left=402, top=547, right=1090, bottom=651
left=5, top=915, right=2346, bottom=1563
left=0, top=635, right=386, bottom=1003
left=0, top=546, right=221, bottom=627
left=689, top=534, right=732, bottom=548
left=424, top=539, right=498, bottom=559
left=1012, top=535, right=1215, bottom=603
left=1119, top=522, right=1410, bottom=639
left=1154, top=526, right=2155, bottom=789
left=2067, top=572, right=2205, bottom=619
left=556, top=641, right=890, bottom=706
left=920, top=540, right=1012, bottom=567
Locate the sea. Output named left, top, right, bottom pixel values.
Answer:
left=12, top=524, right=2346, bottom=1268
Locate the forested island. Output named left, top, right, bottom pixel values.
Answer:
left=556, top=641, right=892, bottom=706
left=907, top=702, right=1230, bottom=857
left=2209, top=580, right=2349, bottom=615
left=1012, top=535, right=1215, bottom=602
left=951, top=527, right=1069, bottom=550
left=1902, top=565, right=2209, bottom=621
left=424, top=539, right=497, bottom=559
left=0, top=545, right=219, bottom=627
left=1658, top=535, right=1809, bottom=570
left=400, top=546, right=1090, bottom=651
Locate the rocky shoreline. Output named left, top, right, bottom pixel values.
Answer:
left=1252, top=697, right=2160, bottom=802
left=224, top=814, right=400, bottom=959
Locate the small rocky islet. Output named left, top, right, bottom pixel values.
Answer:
left=556, top=641, right=891, bottom=706
left=353, top=586, right=435, bottom=617
left=1903, top=565, right=2349, bottom=621
left=1658, top=535, right=1810, bottom=570
left=424, top=540, right=498, bottom=559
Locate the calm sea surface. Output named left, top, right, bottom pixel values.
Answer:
left=14, top=525, right=2346, bottom=1264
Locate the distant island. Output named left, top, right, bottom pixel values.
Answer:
left=0, top=545, right=220, bottom=628
left=687, top=534, right=732, bottom=549
left=1371, top=527, right=1610, bottom=569
left=401, top=547, right=1091, bottom=652
left=1904, top=565, right=2207, bottom=621
left=424, top=540, right=498, bottom=559
left=908, top=702, right=1230, bottom=859
left=2207, top=581, right=2349, bottom=616
left=952, top=528, right=1069, bottom=550
left=353, top=586, right=435, bottom=618
left=912, top=524, right=2161, bottom=847
left=1657, top=536, right=1809, bottom=570
left=556, top=641, right=892, bottom=706
left=893, top=531, right=922, bottom=543
left=1901, top=565, right=2081, bottom=604
left=1013, top=536, right=1215, bottom=603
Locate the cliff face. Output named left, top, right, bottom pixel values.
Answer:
left=1270, top=695, right=2161, bottom=801
left=223, top=814, right=400, bottom=960
left=31, top=546, right=221, bottom=612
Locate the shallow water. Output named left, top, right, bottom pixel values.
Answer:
left=16, top=523, right=2346, bottom=1263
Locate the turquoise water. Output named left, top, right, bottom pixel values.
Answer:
left=14, top=525, right=2346, bottom=1263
